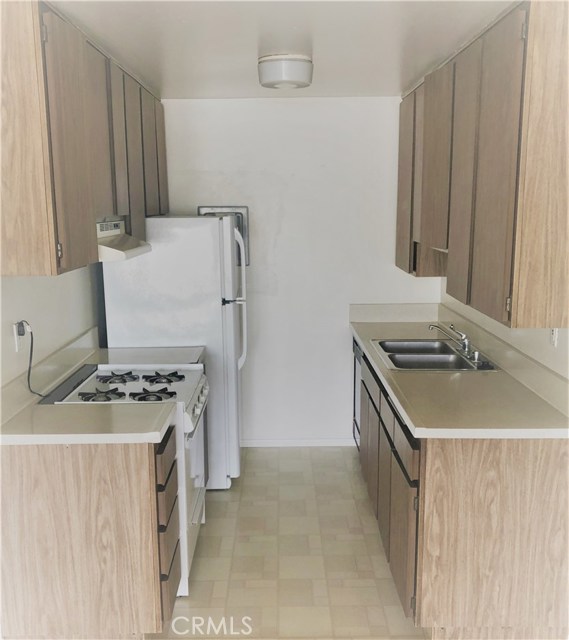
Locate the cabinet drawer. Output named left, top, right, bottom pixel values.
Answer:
left=160, top=541, right=181, bottom=622
left=362, top=358, right=381, bottom=411
left=157, top=461, right=178, bottom=527
left=159, top=497, right=180, bottom=576
left=155, top=425, right=176, bottom=487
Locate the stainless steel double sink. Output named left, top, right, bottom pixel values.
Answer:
left=371, top=339, right=498, bottom=371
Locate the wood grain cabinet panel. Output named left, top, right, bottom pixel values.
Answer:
left=389, top=458, right=417, bottom=619
left=0, top=443, right=162, bottom=638
left=395, top=92, right=415, bottom=273
left=367, top=399, right=380, bottom=518
left=141, top=87, right=160, bottom=216
left=1, top=1, right=55, bottom=275
left=395, top=85, right=446, bottom=278
left=155, top=99, right=170, bottom=214
left=377, top=423, right=392, bottom=558
left=469, top=7, right=527, bottom=324
left=420, top=60, right=454, bottom=252
left=109, top=62, right=130, bottom=218
left=359, top=380, right=370, bottom=479
left=446, top=40, right=482, bottom=304
left=84, top=42, right=114, bottom=222
left=511, top=1, right=568, bottom=328
left=124, top=73, right=146, bottom=241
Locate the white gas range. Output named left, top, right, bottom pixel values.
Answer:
left=39, top=362, right=208, bottom=597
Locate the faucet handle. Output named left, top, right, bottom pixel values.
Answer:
left=448, top=324, right=466, bottom=339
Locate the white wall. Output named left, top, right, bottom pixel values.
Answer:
left=1, top=267, right=98, bottom=385
left=164, top=98, right=441, bottom=445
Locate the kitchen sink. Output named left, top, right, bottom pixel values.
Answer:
left=371, top=339, right=498, bottom=371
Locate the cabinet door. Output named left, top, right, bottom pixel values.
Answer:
left=367, top=399, right=380, bottom=518
left=124, top=74, right=146, bottom=240
left=84, top=43, right=113, bottom=221
left=109, top=63, right=130, bottom=218
left=141, top=88, right=160, bottom=216
left=42, top=10, right=98, bottom=272
left=389, top=458, right=418, bottom=619
left=155, top=99, right=170, bottom=214
left=377, top=422, right=391, bottom=558
left=359, top=381, right=369, bottom=479
left=395, top=92, right=415, bottom=273
left=469, top=8, right=527, bottom=324
left=446, top=40, right=483, bottom=304
left=420, top=60, right=454, bottom=252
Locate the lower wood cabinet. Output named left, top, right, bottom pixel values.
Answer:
left=0, top=426, right=179, bottom=639
left=355, top=349, right=568, bottom=639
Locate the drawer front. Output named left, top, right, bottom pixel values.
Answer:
left=159, top=497, right=180, bottom=577
left=157, top=461, right=178, bottom=528
left=161, top=541, right=181, bottom=622
left=155, top=425, right=176, bottom=486
left=393, top=422, right=419, bottom=482
left=362, top=358, right=381, bottom=411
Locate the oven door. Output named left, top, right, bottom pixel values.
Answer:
left=185, top=407, right=208, bottom=581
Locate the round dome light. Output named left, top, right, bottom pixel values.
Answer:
left=258, top=54, right=313, bottom=89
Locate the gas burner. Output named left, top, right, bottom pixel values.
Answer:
left=96, top=371, right=140, bottom=384
left=78, top=388, right=126, bottom=402
left=129, top=387, right=177, bottom=402
left=142, top=371, right=185, bottom=385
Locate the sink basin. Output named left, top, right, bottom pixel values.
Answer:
left=388, top=353, right=476, bottom=370
left=371, top=338, right=498, bottom=371
left=378, top=340, right=455, bottom=355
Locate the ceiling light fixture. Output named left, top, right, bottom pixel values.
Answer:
left=258, top=54, right=313, bottom=89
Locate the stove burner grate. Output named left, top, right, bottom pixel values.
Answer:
left=129, top=387, right=177, bottom=402
left=96, top=371, right=140, bottom=384
left=78, top=388, right=126, bottom=402
left=142, top=371, right=185, bottom=385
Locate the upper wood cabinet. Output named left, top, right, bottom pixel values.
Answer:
left=469, top=3, right=567, bottom=327
left=84, top=43, right=114, bottom=224
left=109, top=62, right=130, bottom=218
left=469, top=8, right=527, bottom=324
left=420, top=60, right=454, bottom=252
left=141, top=88, right=160, bottom=216
left=124, top=74, right=147, bottom=241
left=155, top=101, right=170, bottom=214
left=395, top=86, right=447, bottom=277
left=446, top=40, right=483, bottom=304
left=510, top=1, right=568, bottom=328
left=1, top=3, right=103, bottom=275
left=396, top=2, right=568, bottom=327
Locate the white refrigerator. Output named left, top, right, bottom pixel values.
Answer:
left=102, top=215, right=247, bottom=489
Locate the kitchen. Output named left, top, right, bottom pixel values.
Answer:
left=1, top=1, right=568, bottom=639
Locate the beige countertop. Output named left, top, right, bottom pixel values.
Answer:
left=1, top=346, right=203, bottom=445
left=352, top=322, right=568, bottom=439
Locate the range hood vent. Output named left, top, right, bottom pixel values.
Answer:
left=96, top=220, right=151, bottom=262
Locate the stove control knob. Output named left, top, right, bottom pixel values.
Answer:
left=193, top=405, right=201, bottom=417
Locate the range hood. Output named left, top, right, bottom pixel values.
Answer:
left=96, top=220, right=151, bottom=262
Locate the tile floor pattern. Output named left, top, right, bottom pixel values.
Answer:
left=157, top=447, right=426, bottom=640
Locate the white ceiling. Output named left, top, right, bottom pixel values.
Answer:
left=53, top=1, right=514, bottom=99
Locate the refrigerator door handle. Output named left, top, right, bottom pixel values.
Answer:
left=234, top=228, right=248, bottom=370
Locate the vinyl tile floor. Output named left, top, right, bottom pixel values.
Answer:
left=155, top=447, right=427, bottom=640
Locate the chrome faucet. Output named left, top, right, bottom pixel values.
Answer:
left=428, top=323, right=471, bottom=356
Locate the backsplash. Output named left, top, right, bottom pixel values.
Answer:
left=1, top=266, right=98, bottom=385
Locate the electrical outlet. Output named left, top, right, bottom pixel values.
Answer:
left=13, top=323, right=23, bottom=352
left=550, top=328, right=559, bottom=348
